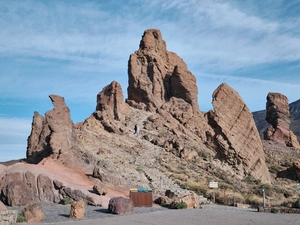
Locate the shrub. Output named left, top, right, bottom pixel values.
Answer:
left=271, top=207, right=279, bottom=214
left=63, top=196, right=73, bottom=205
left=136, top=167, right=143, bottom=172
left=173, top=201, right=187, bottom=209
left=16, top=213, right=26, bottom=223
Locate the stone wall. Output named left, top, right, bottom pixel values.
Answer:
left=0, top=210, right=18, bottom=225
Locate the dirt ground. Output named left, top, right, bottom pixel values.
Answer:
left=27, top=205, right=300, bottom=225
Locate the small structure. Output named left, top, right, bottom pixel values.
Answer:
left=129, top=188, right=153, bottom=207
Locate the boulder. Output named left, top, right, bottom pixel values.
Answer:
left=108, top=197, right=134, bottom=215
left=207, top=83, right=271, bottom=183
left=1, top=181, right=33, bottom=206
left=93, top=185, right=107, bottom=196
left=22, top=203, right=45, bottom=223
left=171, top=193, right=200, bottom=209
left=265, top=92, right=300, bottom=148
left=70, top=200, right=85, bottom=219
left=37, top=174, right=58, bottom=203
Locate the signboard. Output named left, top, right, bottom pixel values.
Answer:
left=209, top=182, right=218, bottom=188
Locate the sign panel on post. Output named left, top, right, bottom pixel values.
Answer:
left=209, top=182, right=218, bottom=188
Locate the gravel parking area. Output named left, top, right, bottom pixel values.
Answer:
left=9, top=204, right=300, bottom=225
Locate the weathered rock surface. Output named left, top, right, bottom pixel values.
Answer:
left=27, top=95, right=75, bottom=164
left=1, top=180, right=33, bottom=206
left=96, top=81, right=128, bottom=121
left=207, top=83, right=271, bottom=182
left=3, top=28, right=281, bottom=209
left=265, top=92, right=300, bottom=148
left=0, top=200, right=7, bottom=210
left=127, top=29, right=199, bottom=112
left=108, top=197, right=134, bottom=215
left=70, top=200, right=85, bottom=219
left=22, top=203, right=45, bottom=223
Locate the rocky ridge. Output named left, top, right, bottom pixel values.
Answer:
left=0, top=29, right=277, bottom=207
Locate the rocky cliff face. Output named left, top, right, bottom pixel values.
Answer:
left=265, top=92, right=299, bottom=148
left=127, top=29, right=199, bottom=112
left=2, top=28, right=275, bottom=206
left=207, top=83, right=271, bottom=182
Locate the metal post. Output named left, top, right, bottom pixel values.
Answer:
left=262, top=187, right=266, bottom=208
left=213, top=188, right=216, bottom=203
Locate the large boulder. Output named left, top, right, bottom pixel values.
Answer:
left=22, top=203, right=45, bottom=223
left=207, top=83, right=271, bottom=183
left=265, top=92, right=300, bottom=148
left=1, top=181, right=33, bottom=206
left=127, top=29, right=199, bottom=112
left=108, top=197, right=134, bottom=215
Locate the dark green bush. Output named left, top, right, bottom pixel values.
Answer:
left=16, top=213, right=26, bottom=223
left=271, top=207, right=279, bottom=214
left=173, top=201, right=187, bottom=209
left=63, top=196, right=73, bottom=205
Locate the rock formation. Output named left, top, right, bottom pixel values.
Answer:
left=207, top=83, right=271, bottom=182
left=1, top=28, right=276, bottom=207
left=69, top=200, right=85, bottom=219
left=108, top=197, right=134, bottom=215
left=127, top=29, right=199, bottom=112
left=265, top=92, right=299, bottom=148
left=27, top=95, right=75, bottom=164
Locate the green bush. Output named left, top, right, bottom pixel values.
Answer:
left=271, top=207, right=279, bottom=214
left=63, top=196, right=73, bottom=205
left=16, top=213, right=26, bottom=223
left=173, top=201, right=187, bottom=209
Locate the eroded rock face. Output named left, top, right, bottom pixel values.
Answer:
left=207, top=83, right=271, bottom=183
left=96, top=81, right=128, bottom=121
left=127, top=29, right=199, bottom=111
left=265, top=92, right=300, bottom=148
left=27, top=95, right=75, bottom=164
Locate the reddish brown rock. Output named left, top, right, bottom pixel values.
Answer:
left=207, top=83, right=271, bottom=183
left=0, top=200, right=6, bottom=210
left=26, top=111, right=51, bottom=163
left=96, top=81, right=128, bottom=121
left=265, top=92, right=300, bottom=148
left=1, top=181, right=33, bottom=206
left=37, top=174, right=58, bottom=203
left=127, top=29, right=199, bottom=111
left=70, top=200, right=85, bottom=219
left=22, top=203, right=45, bottom=223
left=108, top=197, right=134, bottom=215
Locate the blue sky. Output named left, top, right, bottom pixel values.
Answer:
left=1, top=0, right=300, bottom=161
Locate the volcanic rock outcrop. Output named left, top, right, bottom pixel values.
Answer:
left=27, top=95, right=75, bottom=164
left=1, top=28, right=274, bottom=207
left=207, top=83, right=271, bottom=182
left=265, top=92, right=299, bottom=148
left=127, top=29, right=199, bottom=112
